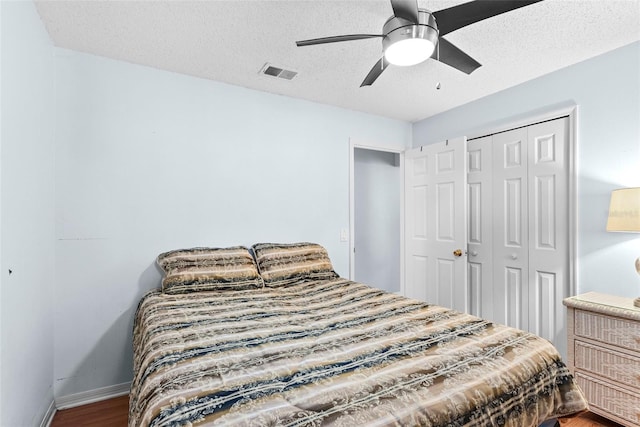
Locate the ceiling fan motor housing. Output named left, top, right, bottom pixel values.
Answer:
left=382, top=10, right=439, bottom=65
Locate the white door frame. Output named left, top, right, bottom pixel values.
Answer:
left=349, top=139, right=405, bottom=295
left=466, top=105, right=578, bottom=297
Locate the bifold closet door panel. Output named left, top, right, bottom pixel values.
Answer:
left=526, top=117, right=569, bottom=344
left=492, top=127, right=530, bottom=330
left=467, top=136, right=494, bottom=320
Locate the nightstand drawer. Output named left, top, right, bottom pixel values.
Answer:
left=575, top=372, right=640, bottom=426
left=575, top=310, right=640, bottom=351
left=575, top=341, right=640, bottom=389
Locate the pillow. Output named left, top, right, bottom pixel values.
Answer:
left=157, top=246, right=263, bottom=294
left=252, top=242, right=339, bottom=287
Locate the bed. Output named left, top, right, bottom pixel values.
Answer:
left=129, top=243, right=588, bottom=426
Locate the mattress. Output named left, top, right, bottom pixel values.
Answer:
left=129, top=277, right=587, bottom=426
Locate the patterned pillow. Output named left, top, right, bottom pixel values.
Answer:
left=157, top=246, right=263, bottom=294
left=252, top=242, right=339, bottom=287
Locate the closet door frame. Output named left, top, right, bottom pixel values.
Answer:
left=467, top=105, right=578, bottom=298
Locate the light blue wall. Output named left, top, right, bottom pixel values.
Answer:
left=0, top=1, right=56, bottom=424
left=53, top=49, right=411, bottom=396
left=413, top=41, right=640, bottom=298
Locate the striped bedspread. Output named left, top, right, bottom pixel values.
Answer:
left=129, top=278, right=588, bottom=426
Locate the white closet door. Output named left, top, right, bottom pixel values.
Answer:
left=467, top=136, right=494, bottom=319
left=404, top=138, right=468, bottom=311
left=493, top=127, right=530, bottom=330
left=527, top=117, right=569, bottom=345
left=467, top=116, right=569, bottom=353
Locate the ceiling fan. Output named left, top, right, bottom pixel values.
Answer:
left=296, top=0, right=544, bottom=87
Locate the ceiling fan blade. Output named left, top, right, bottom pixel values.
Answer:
left=390, top=0, right=420, bottom=23
left=296, top=34, right=383, bottom=47
left=360, top=57, right=390, bottom=87
left=433, top=0, right=544, bottom=36
left=433, top=38, right=481, bottom=74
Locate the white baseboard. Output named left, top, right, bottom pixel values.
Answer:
left=39, top=399, right=56, bottom=427
left=55, top=381, right=131, bottom=410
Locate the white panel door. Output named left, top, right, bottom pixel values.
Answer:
left=527, top=117, right=569, bottom=348
left=404, top=147, right=430, bottom=302
left=492, top=127, right=529, bottom=330
left=467, top=136, right=494, bottom=319
left=404, top=138, right=468, bottom=312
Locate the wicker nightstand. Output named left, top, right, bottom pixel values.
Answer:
left=564, top=292, right=640, bottom=426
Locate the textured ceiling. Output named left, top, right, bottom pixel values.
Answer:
left=35, top=0, right=640, bottom=122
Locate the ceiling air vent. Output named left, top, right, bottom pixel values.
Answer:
left=260, top=63, right=297, bottom=80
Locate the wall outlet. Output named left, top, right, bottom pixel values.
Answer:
left=340, top=228, right=349, bottom=242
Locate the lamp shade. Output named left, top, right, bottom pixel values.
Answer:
left=606, top=187, right=640, bottom=232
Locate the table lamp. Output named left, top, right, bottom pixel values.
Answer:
left=606, top=187, right=640, bottom=307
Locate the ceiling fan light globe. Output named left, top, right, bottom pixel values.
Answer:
left=385, top=38, right=435, bottom=66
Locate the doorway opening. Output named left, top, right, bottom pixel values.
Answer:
left=350, top=143, right=403, bottom=293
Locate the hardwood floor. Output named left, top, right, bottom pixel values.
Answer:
left=51, top=395, right=129, bottom=427
left=559, top=412, right=623, bottom=427
left=51, top=395, right=621, bottom=427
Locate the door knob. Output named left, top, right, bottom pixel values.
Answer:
left=511, top=253, right=518, bottom=260
left=453, top=249, right=463, bottom=257
left=471, top=251, right=478, bottom=256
